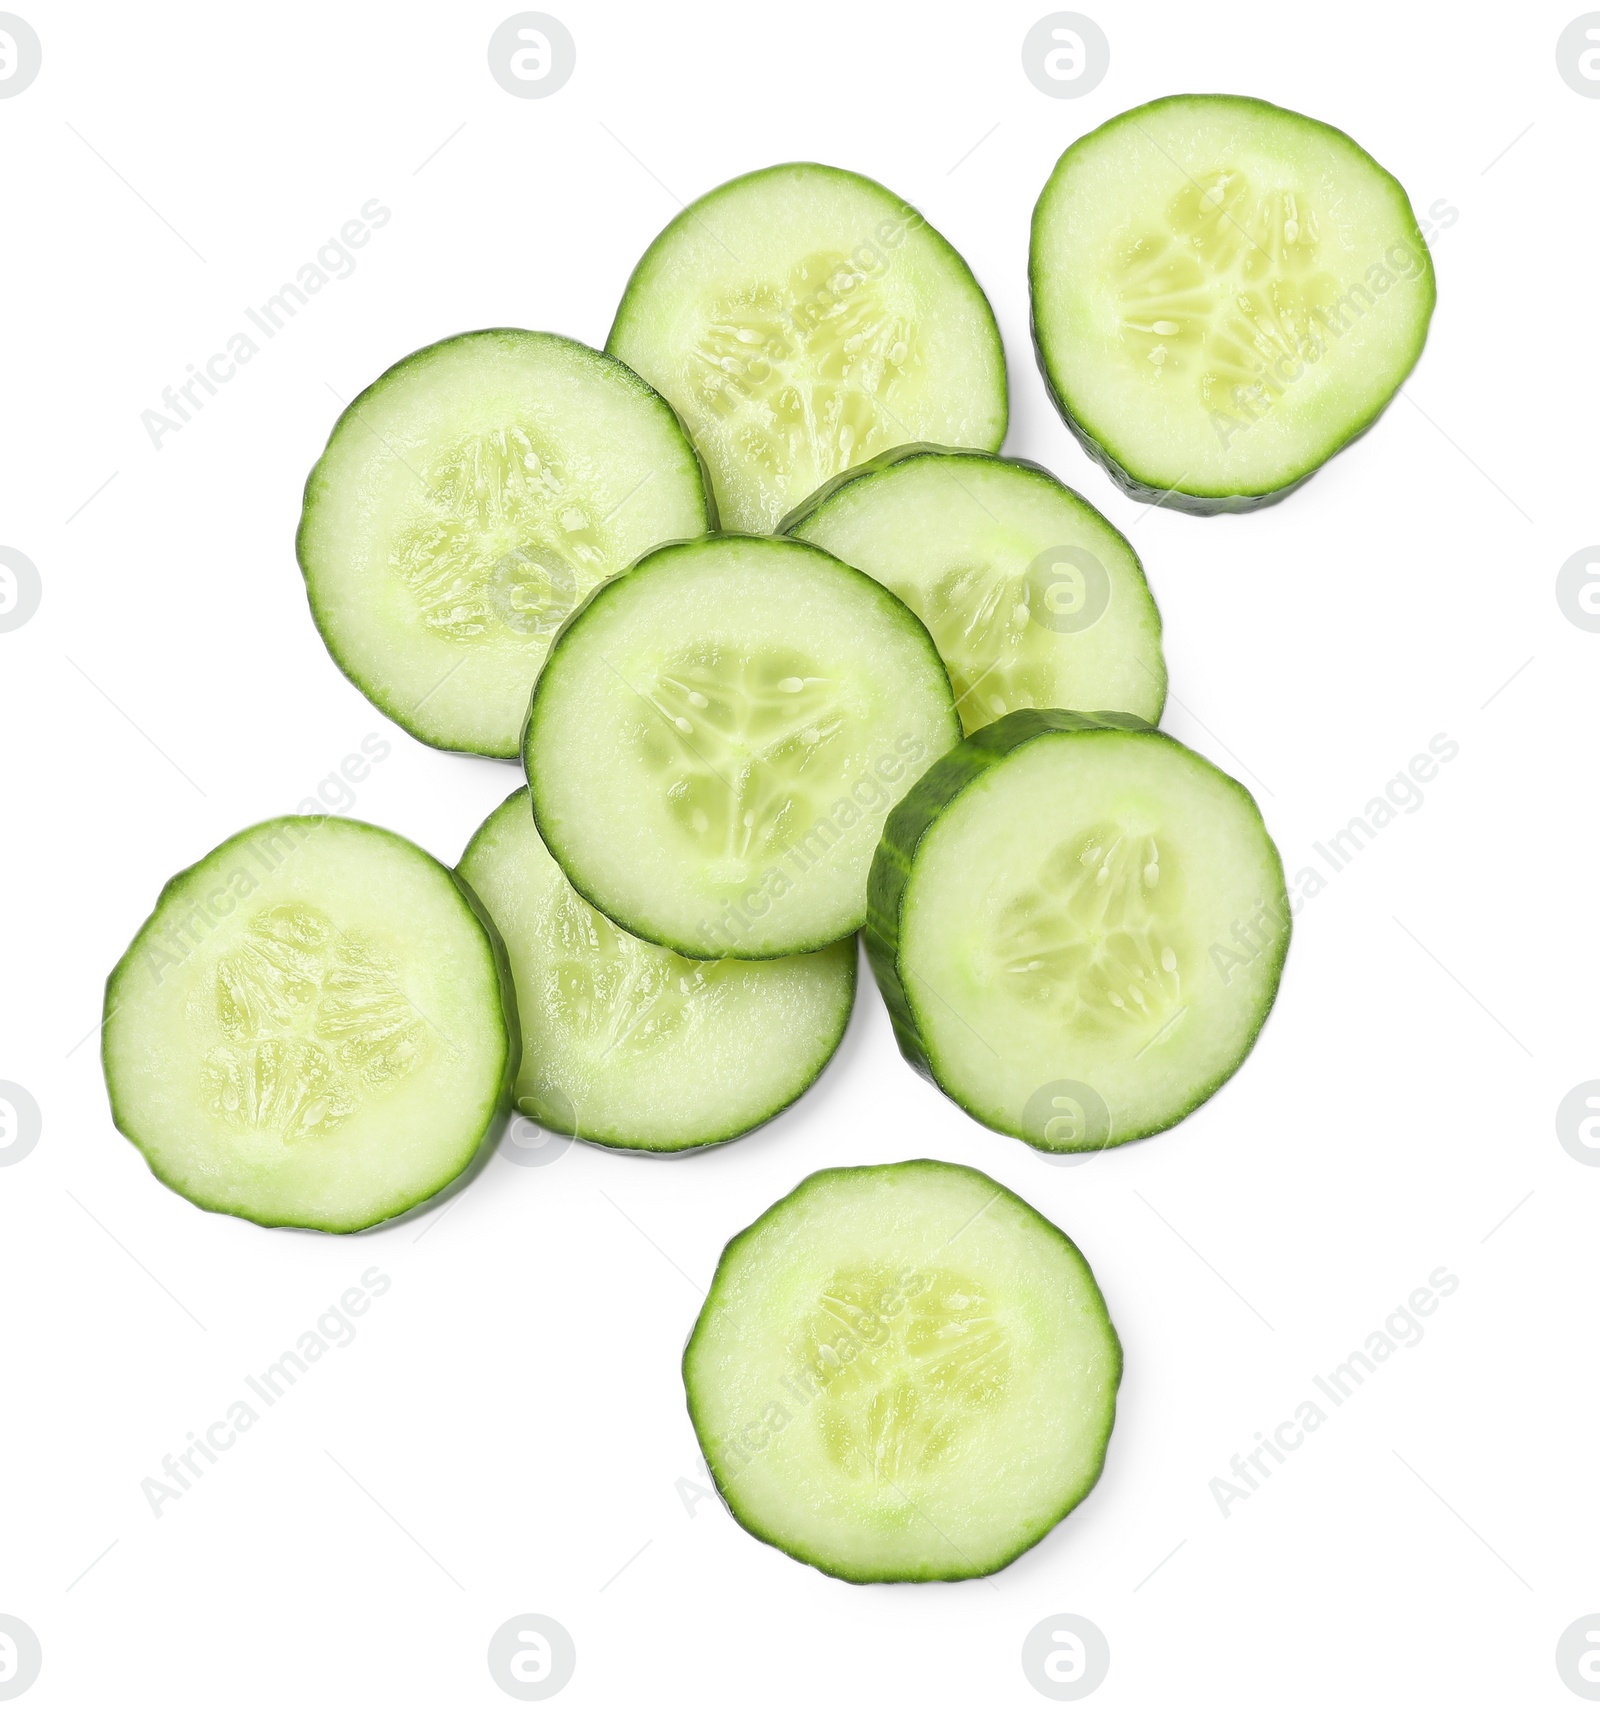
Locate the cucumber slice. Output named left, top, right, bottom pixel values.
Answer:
left=782, top=445, right=1165, bottom=733
left=608, top=163, right=1007, bottom=533
left=458, top=789, right=855, bottom=1151
left=102, top=817, right=515, bottom=1231
left=297, top=329, right=712, bottom=757
left=867, top=710, right=1288, bottom=1148
left=684, top=1158, right=1121, bottom=1583
left=524, top=534, right=960, bottom=960
left=1030, top=95, right=1435, bottom=511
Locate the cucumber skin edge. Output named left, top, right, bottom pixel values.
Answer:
left=681, top=1157, right=1124, bottom=1583
left=1027, top=92, right=1438, bottom=515
left=777, top=441, right=1118, bottom=539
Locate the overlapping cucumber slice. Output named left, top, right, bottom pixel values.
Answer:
left=868, top=710, right=1288, bottom=1149
left=524, top=534, right=959, bottom=959
left=1031, top=95, right=1435, bottom=510
left=297, top=329, right=712, bottom=757
left=458, top=790, right=855, bottom=1151
left=783, top=445, right=1165, bottom=732
left=684, top=1159, right=1122, bottom=1582
left=609, top=164, right=1007, bottom=532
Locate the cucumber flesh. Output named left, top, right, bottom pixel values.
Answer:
left=1030, top=95, right=1435, bottom=511
left=458, top=790, right=855, bottom=1151
left=868, top=711, right=1288, bottom=1148
left=524, top=534, right=960, bottom=960
left=684, top=1159, right=1121, bottom=1583
left=102, top=817, right=515, bottom=1231
left=297, top=329, right=711, bottom=757
left=783, top=446, right=1165, bottom=733
left=608, top=163, right=1007, bottom=533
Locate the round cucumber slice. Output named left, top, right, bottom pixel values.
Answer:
left=608, top=163, right=1007, bottom=533
left=1030, top=94, right=1436, bottom=511
left=524, top=534, right=960, bottom=960
left=102, top=817, right=516, bottom=1231
left=458, top=789, right=855, bottom=1151
left=297, top=329, right=712, bottom=757
left=782, top=445, right=1165, bottom=733
left=684, top=1158, right=1121, bottom=1583
left=867, top=710, right=1288, bottom=1148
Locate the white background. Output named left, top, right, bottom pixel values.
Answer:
left=3, top=1, right=1595, bottom=1708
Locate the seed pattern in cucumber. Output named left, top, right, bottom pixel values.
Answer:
left=392, top=424, right=611, bottom=642
left=690, top=251, right=916, bottom=496
left=992, top=824, right=1184, bottom=1037
left=637, top=646, right=849, bottom=875
left=205, top=903, right=430, bottom=1140
left=796, top=1264, right=1011, bottom=1485
left=1115, top=173, right=1342, bottom=408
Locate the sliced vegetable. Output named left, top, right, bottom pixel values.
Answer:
left=103, top=816, right=515, bottom=1231
left=609, top=163, right=1007, bottom=531
left=868, top=710, right=1288, bottom=1148
left=684, top=1158, right=1122, bottom=1582
left=1030, top=94, right=1435, bottom=510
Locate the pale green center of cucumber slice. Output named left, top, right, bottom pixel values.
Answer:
left=199, top=904, right=431, bottom=1140
left=538, top=882, right=714, bottom=1066
left=634, top=643, right=850, bottom=883
left=391, top=423, right=613, bottom=642
left=988, top=821, right=1188, bottom=1038
left=790, top=1267, right=1011, bottom=1490
left=1115, top=168, right=1342, bottom=413
left=691, top=252, right=914, bottom=490
left=914, top=556, right=1067, bottom=733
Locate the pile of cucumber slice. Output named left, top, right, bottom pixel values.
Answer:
left=101, top=95, right=1433, bottom=1584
